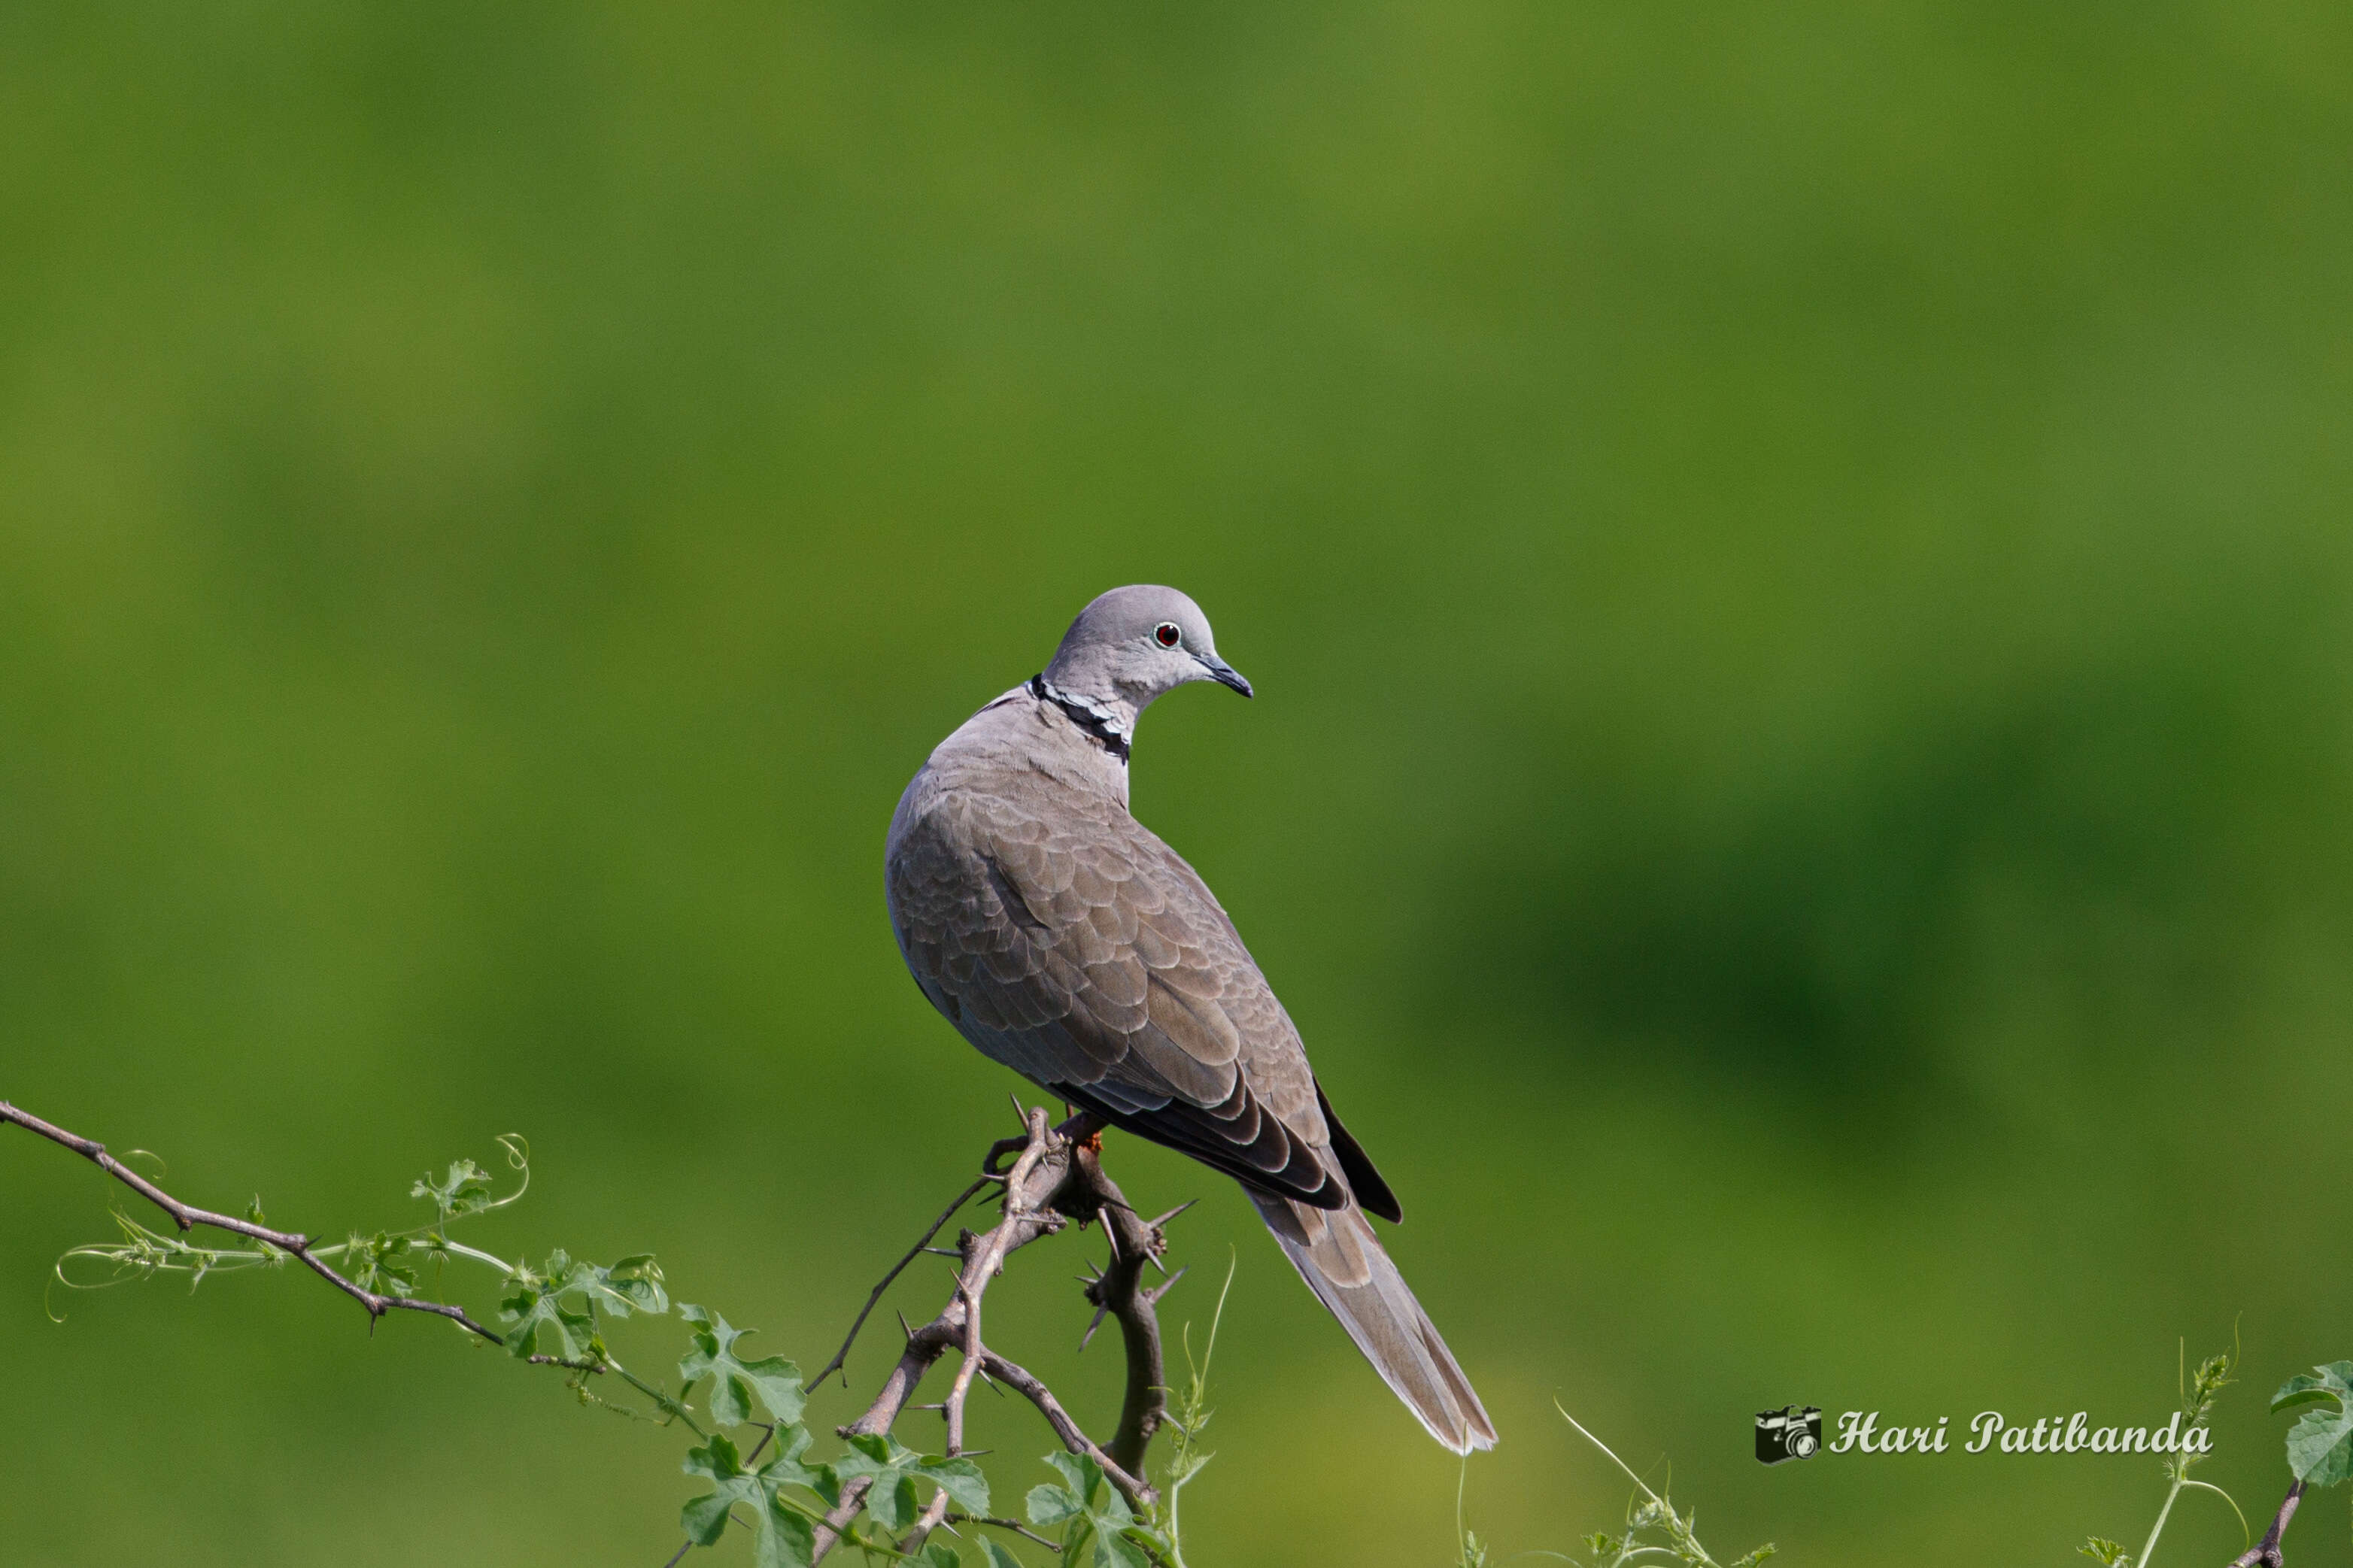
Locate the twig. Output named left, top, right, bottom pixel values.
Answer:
left=946, top=1513, right=1065, bottom=1551
left=903, top=1109, right=1055, bottom=1554
left=1, top=1100, right=503, bottom=1345
left=8, top=1093, right=1185, bottom=1568
left=948, top=1110, right=1052, bottom=1453
left=2225, top=1479, right=2307, bottom=1568
left=812, top=1175, right=988, bottom=1388
left=807, top=1109, right=1178, bottom=1563
left=1072, top=1139, right=1174, bottom=1477
left=979, top=1347, right=1152, bottom=1502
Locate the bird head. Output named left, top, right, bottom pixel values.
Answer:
left=1041, top=585, right=1252, bottom=716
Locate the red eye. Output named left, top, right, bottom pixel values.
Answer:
left=1154, top=622, right=1182, bottom=648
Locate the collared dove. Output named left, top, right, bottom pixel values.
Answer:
left=885, top=585, right=1496, bottom=1453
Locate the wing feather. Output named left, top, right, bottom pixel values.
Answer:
left=888, top=774, right=1356, bottom=1211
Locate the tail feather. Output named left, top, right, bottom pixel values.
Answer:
left=1248, top=1187, right=1498, bottom=1453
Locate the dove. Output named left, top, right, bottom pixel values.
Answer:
left=885, top=585, right=1495, bottom=1452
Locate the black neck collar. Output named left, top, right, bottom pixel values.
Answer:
left=1028, top=674, right=1131, bottom=763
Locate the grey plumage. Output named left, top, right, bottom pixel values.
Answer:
left=885, top=585, right=1496, bottom=1454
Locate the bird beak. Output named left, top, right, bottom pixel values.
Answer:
left=1196, top=654, right=1253, bottom=697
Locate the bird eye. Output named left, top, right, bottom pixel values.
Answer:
left=1154, top=622, right=1182, bottom=648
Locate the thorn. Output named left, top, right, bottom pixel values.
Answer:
left=1146, top=1198, right=1200, bottom=1231
left=1101, top=1226, right=1121, bottom=1263
left=897, top=1311, right=915, bottom=1342
left=1009, top=1091, right=1028, bottom=1129
left=922, top=1247, right=960, bottom=1257
left=1079, top=1300, right=1110, bottom=1351
left=1146, top=1264, right=1191, bottom=1307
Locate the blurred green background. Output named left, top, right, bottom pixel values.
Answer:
left=5, top=3, right=2351, bottom=1563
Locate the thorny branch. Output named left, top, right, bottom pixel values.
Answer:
left=5, top=1093, right=1190, bottom=1567
left=0, top=1099, right=505, bottom=1345
left=806, top=1102, right=1188, bottom=1564
left=21, top=1090, right=2327, bottom=1568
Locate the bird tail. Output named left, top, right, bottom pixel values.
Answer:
left=1247, top=1188, right=1498, bottom=1453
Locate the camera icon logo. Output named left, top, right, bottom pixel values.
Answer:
left=1756, top=1405, right=1822, bottom=1464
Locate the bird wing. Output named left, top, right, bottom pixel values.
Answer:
left=888, top=773, right=1384, bottom=1214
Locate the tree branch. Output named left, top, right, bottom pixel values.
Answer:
left=1071, top=1140, right=1172, bottom=1478
left=807, top=1104, right=1184, bottom=1563
left=4, top=1093, right=1187, bottom=1568
left=2225, top=1479, right=2306, bottom=1568
left=1, top=1099, right=503, bottom=1345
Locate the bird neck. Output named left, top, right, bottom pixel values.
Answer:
left=1028, top=674, right=1134, bottom=763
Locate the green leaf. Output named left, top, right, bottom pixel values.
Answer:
left=499, top=1273, right=594, bottom=1361
left=1026, top=1453, right=1142, bottom=1568
left=874, top=1475, right=923, bottom=1532
left=410, top=1158, right=494, bottom=1223
left=551, top=1251, right=669, bottom=1318
left=2079, top=1539, right=2132, bottom=1568
left=1044, top=1451, right=1093, bottom=1497
left=834, top=1433, right=919, bottom=1529
left=1026, top=1482, right=1082, bottom=1529
left=1095, top=1530, right=1149, bottom=1568
left=682, top=1433, right=818, bottom=1568
left=915, top=1545, right=964, bottom=1568
left=679, top=1304, right=805, bottom=1426
left=680, top=1488, right=733, bottom=1548
left=833, top=1432, right=982, bottom=1532
left=502, top=1251, right=669, bottom=1360
left=2272, top=1363, right=2353, bottom=1414
left=751, top=1502, right=815, bottom=1568
left=758, top=1423, right=836, bottom=1498
left=2289, top=1427, right=2351, bottom=1488
left=345, top=1232, right=417, bottom=1297
left=1164, top=1448, right=1210, bottom=1488
left=979, top=1541, right=1026, bottom=1568
left=2275, top=1363, right=2353, bottom=1487
left=682, top=1433, right=763, bottom=1545
left=915, top=1455, right=991, bottom=1516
